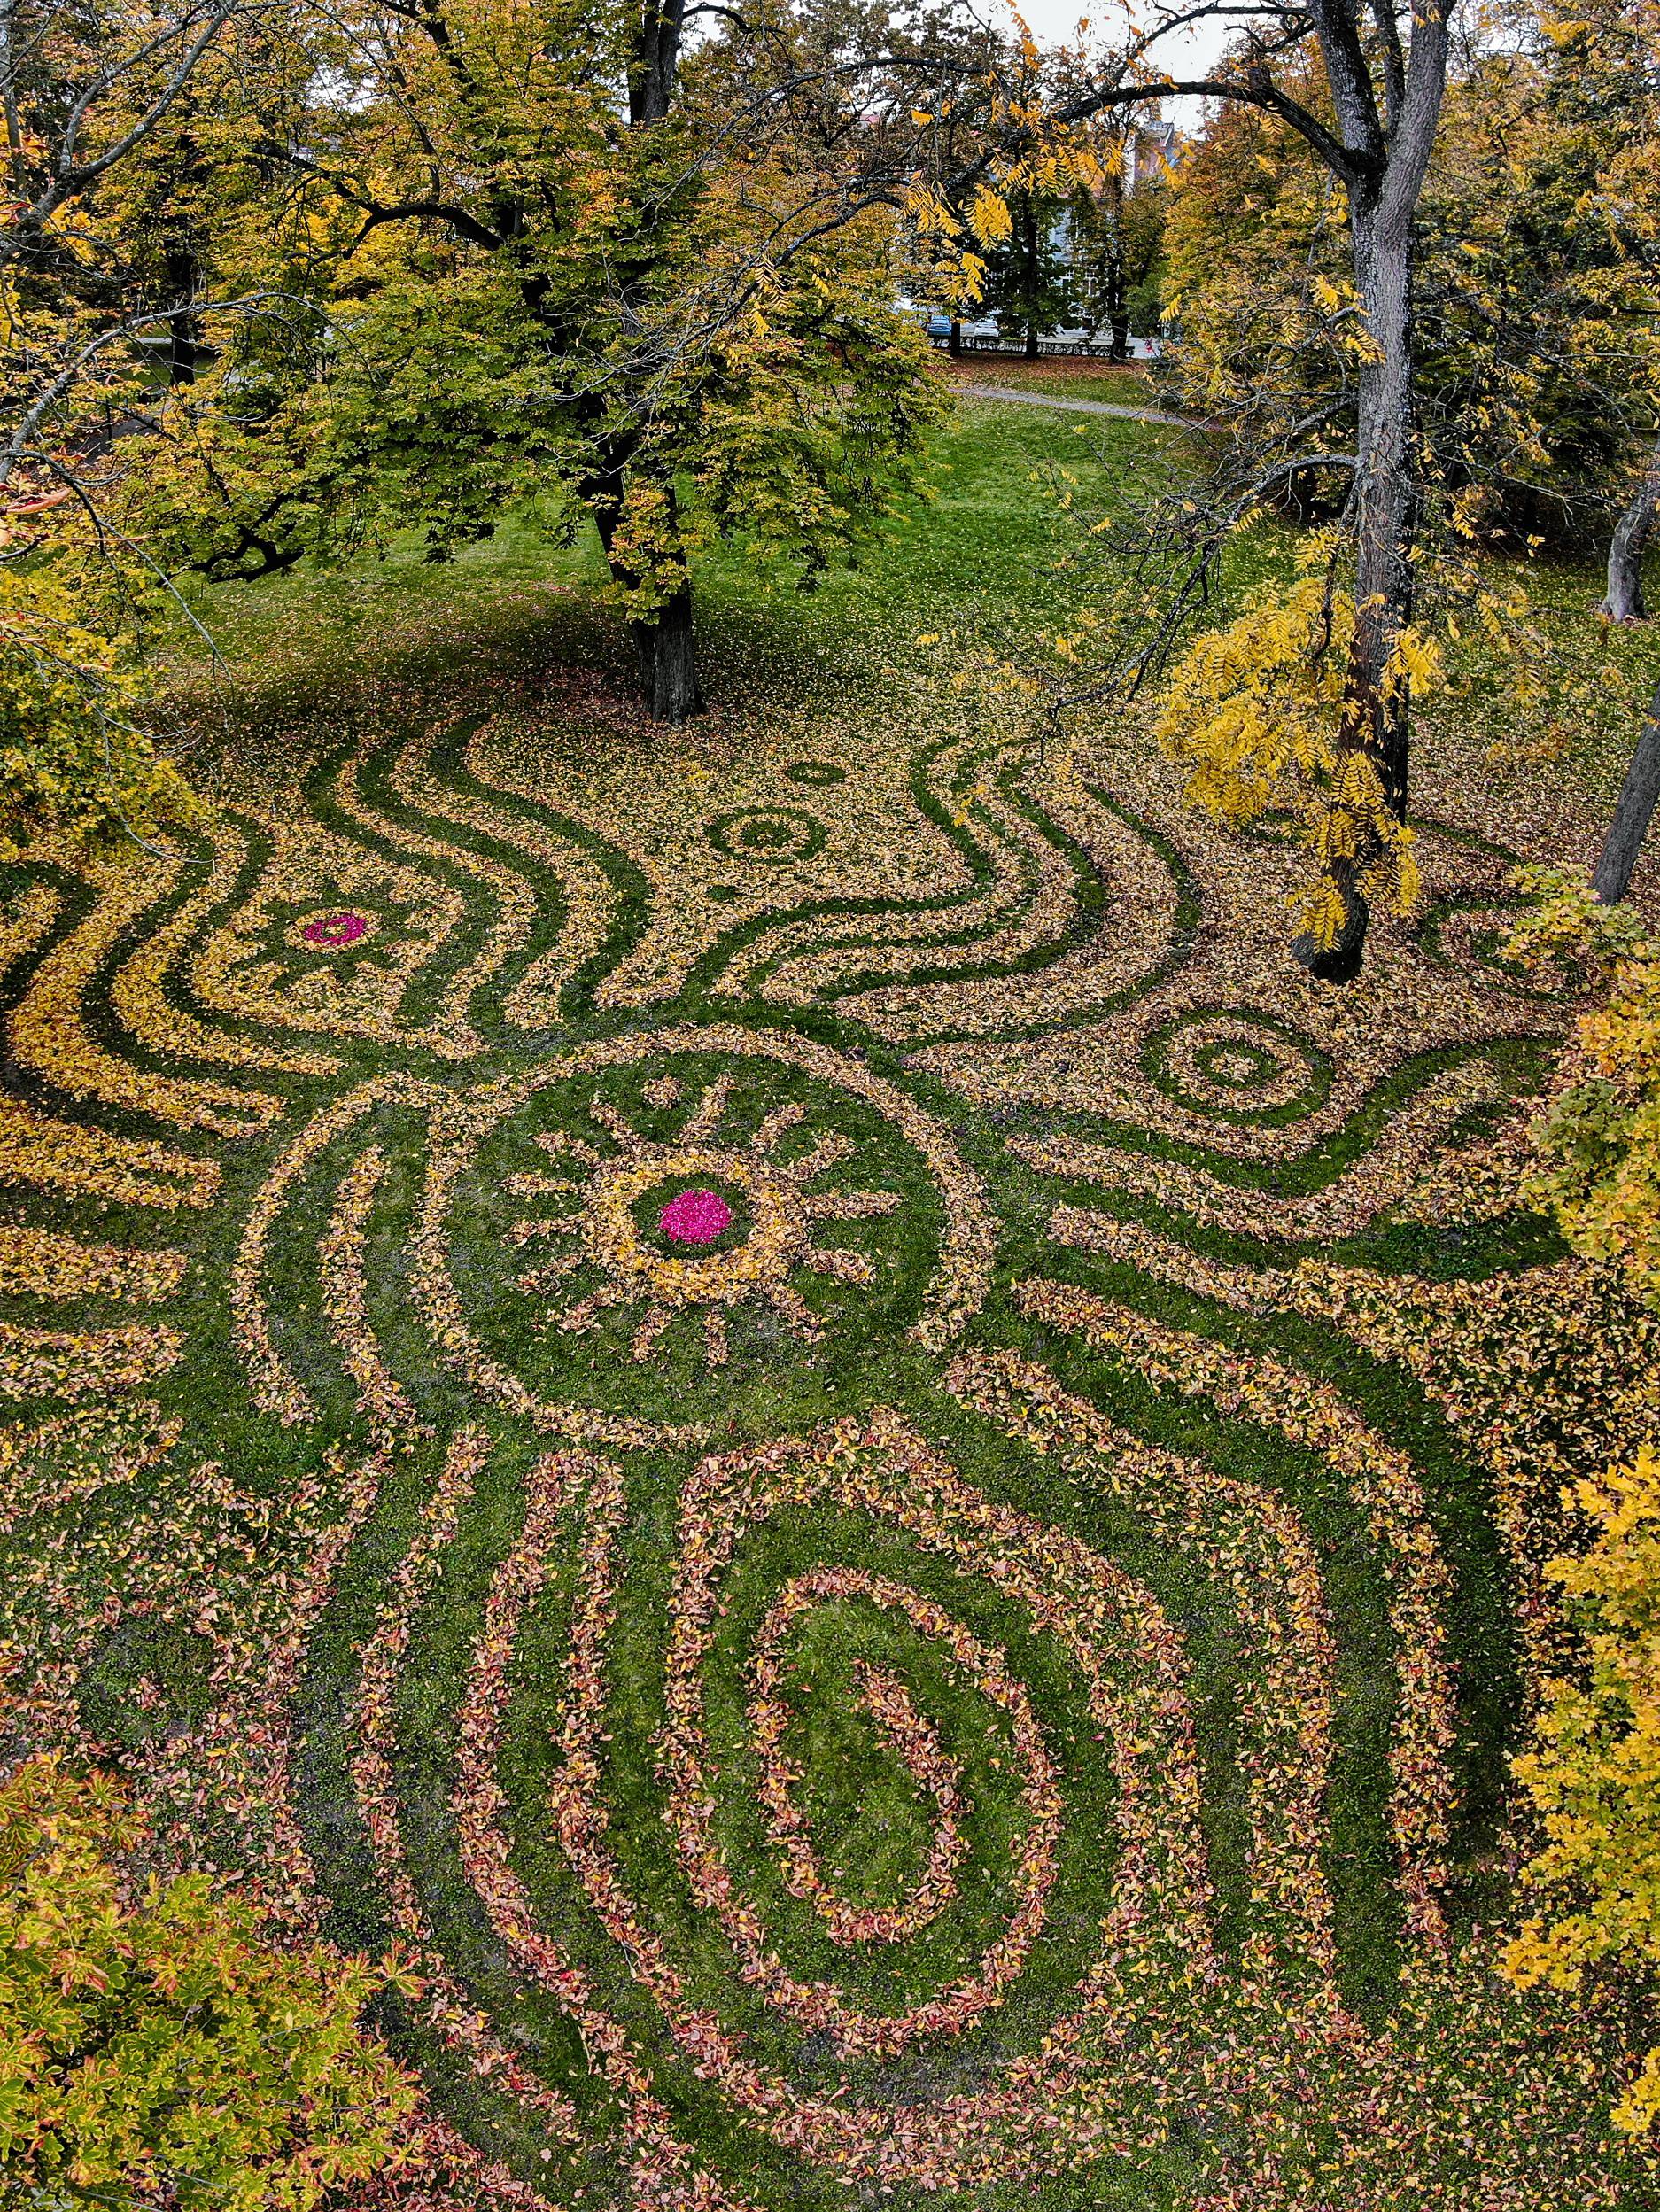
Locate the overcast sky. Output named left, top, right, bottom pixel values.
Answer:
left=995, top=1, right=1235, bottom=113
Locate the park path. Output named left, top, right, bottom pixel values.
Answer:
left=958, top=381, right=1197, bottom=429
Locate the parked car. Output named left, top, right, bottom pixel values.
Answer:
left=925, top=313, right=1001, bottom=345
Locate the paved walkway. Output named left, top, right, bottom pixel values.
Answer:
left=958, top=382, right=1198, bottom=429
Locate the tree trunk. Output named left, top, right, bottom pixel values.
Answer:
left=949, top=317, right=962, bottom=359
left=1593, top=677, right=1660, bottom=904
left=166, top=239, right=201, bottom=384
left=586, top=455, right=703, bottom=723
left=630, top=585, right=702, bottom=724
left=1600, top=435, right=1660, bottom=624
left=161, top=105, right=206, bottom=383
left=1297, top=195, right=1416, bottom=983
left=1, top=0, right=25, bottom=188
left=1104, top=217, right=1129, bottom=361
left=1345, top=200, right=1415, bottom=822
left=1020, top=193, right=1041, bottom=359
left=630, top=0, right=686, bottom=125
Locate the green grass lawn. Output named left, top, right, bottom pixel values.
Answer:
left=5, top=394, right=1658, bottom=2209
left=936, top=355, right=1161, bottom=406
left=159, top=398, right=1182, bottom=704
left=159, top=392, right=1660, bottom=815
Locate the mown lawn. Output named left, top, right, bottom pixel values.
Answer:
left=6, top=391, right=1657, bottom=2211
left=160, top=391, right=1660, bottom=819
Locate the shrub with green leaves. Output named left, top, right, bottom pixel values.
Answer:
left=0, top=1754, right=418, bottom=2210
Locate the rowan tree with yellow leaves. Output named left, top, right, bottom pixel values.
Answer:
left=1051, top=0, right=1660, bottom=976
left=1154, top=555, right=1431, bottom=947
left=1504, top=1446, right=1660, bottom=2138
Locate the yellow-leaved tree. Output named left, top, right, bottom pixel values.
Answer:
left=1506, top=868, right=1660, bottom=1303
left=1152, top=555, right=1432, bottom=954
left=1498, top=873, right=1660, bottom=2132
left=1503, top=1447, right=1660, bottom=2136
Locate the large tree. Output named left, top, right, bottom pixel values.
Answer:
left=1060, top=0, right=1456, bottom=976
left=1066, top=121, right=1166, bottom=360
left=0, top=0, right=278, bottom=847
left=1122, top=4, right=1660, bottom=935
left=981, top=184, right=1074, bottom=356
left=133, top=0, right=1028, bottom=721
left=1066, top=0, right=1660, bottom=972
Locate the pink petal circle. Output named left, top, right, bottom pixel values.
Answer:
left=659, top=1188, right=732, bottom=1245
left=303, top=911, right=368, bottom=947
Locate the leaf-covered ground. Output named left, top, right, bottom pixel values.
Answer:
left=5, top=400, right=1660, bottom=2209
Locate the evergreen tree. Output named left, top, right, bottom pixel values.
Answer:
left=1068, top=159, right=1167, bottom=358
left=981, top=189, right=1075, bottom=357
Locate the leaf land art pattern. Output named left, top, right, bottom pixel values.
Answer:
left=2, top=699, right=1656, bottom=2210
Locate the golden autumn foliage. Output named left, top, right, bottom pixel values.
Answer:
left=1508, top=869, right=1660, bottom=1304
left=0, top=575, right=199, bottom=856
left=1152, top=565, right=1430, bottom=944
left=1504, top=1446, right=1660, bottom=2136
left=0, top=1753, right=420, bottom=2205
left=1155, top=14, right=1660, bottom=547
